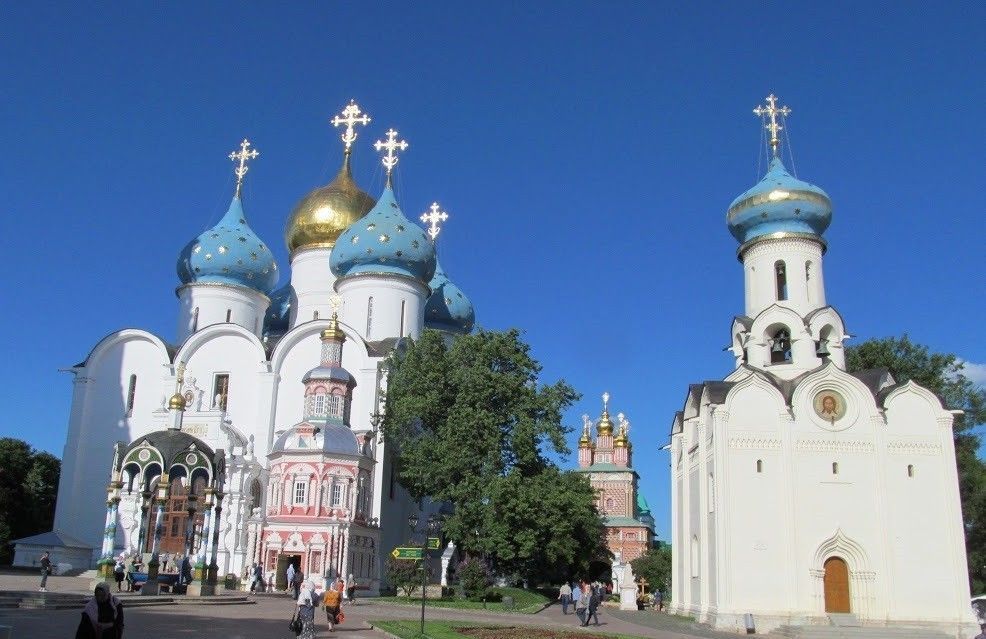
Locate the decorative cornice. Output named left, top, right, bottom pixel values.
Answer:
left=737, top=231, right=827, bottom=260
left=728, top=437, right=782, bottom=450
left=886, top=441, right=941, bottom=456
left=795, top=439, right=873, bottom=454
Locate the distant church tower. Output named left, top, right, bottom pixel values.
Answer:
left=578, top=393, right=653, bottom=563
left=669, top=95, right=976, bottom=635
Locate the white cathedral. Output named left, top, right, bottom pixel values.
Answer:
left=669, top=96, right=977, bottom=636
left=46, top=101, right=475, bottom=593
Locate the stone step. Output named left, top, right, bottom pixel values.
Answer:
left=769, top=625, right=952, bottom=639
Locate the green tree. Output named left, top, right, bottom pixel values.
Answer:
left=0, top=438, right=61, bottom=564
left=386, top=557, right=422, bottom=598
left=846, top=335, right=986, bottom=593
left=631, top=546, right=672, bottom=595
left=383, top=329, right=607, bottom=582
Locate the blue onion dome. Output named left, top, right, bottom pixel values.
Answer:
left=177, top=197, right=279, bottom=295
left=263, top=284, right=293, bottom=335
left=727, top=156, right=832, bottom=247
left=330, top=185, right=436, bottom=283
left=425, top=259, right=475, bottom=334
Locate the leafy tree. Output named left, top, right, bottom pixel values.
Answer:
left=456, top=557, right=492, bottom=599
left=383, top=329, right=607, bottom=582
left=386, top=557, right=421, bottom=598
left=0, top=438, right=61, bottom=564
left=846, top=336, right=986, bottom=592
left=631, top=546, right=672, bottom=595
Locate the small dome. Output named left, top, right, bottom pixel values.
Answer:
left=425, top=260, right=475, bottom=334
left=263, top=284, right=293, bottom=335
left=330, top=185, right=436, bottom=283
left=727, top=157, right=832, bottom=246
left=285, top=154, right=375, bottom=256
left=177, top=197, right=278, bottom=295
left=272, top=422, right=360, bottom=456
left=302, top=366, right=355, bottom=385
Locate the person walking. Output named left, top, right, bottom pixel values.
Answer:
left=74, top=582, right=124, bottom=639
left=322, top=580, right=342, bottom=632
left=586, top=584, right=601, bottom=626
left=113, top=559, right=125, bottom=592
left=295, top=579, right=317, bottom=639
left=655, top=588, right=664, bottom=612
left=574, top=582, right=588, bottom=625
left=250, top=563, right=264, bottom=593
left=38, top=551, right=52, bottom=592
left=286, top=563, right=296, bottom=596
left=346, top=573, right=358, bottom=605
left=558, top=582, right=572, bottom=615
left=292, top=568, right=304, bottom=600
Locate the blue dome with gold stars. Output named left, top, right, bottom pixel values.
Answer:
left=177, top=197, right=279, bottom=295
left=425, top=260, right=474, bottom=334
left=330, top=186, right=436, bottom=283
left=263, top=284, right=293, bottom=335
left=727, top=156, right=832, bottom=247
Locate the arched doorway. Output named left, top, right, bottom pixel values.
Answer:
left=823, top=556, right=850, bottom=613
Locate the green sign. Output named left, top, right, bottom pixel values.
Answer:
left=391, top=547, right=423, bottom=560
left=427, top=537, right=442, bottom=550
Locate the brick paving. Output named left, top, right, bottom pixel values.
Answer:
left=0, top=572, right=713, bottom=639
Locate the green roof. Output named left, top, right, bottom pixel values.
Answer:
left=636, top=493, right=651, bottom=514
left=577, top=463, right=638, bottom=474
left=604, top=516, right=650, bottom=528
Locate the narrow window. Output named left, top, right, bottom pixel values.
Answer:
left=907, top=464, right=914, bottom=478
left=331, top=484, right=342, bottom=507
left=226, top=309, right=232, bottom=322
left=213, top=374, right=230, bottom=411
left=313, top=394, right=327, bottom=416
left=293, top=481, right=307, bottom=505
left=605, top=497, right=614, bottom=510
left=192, top=307, right=199, bottom=333
left=126, top=374, right=137, bottom=416
left=313, top=310, right=319, bottom=320
left=832, top=462, right=839, bottom=475
left=690, top=535, right=699, bottom=577
left=708, top=474, right=715, bottom=512
left=805, top=261, right=813, bottom=304
left=366, top=297, right=374, bottom=340
left=770, top=328, right=792, bottom=364
left=756, top=459, right=763, bottom=473
left=328, top=394, right=342, bottom=418
left=399, top=300, right=406, bottom=337
left=775, top=260, right=788, bottom=301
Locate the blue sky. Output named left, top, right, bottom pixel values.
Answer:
left=1, top=2, right=983, bottom=540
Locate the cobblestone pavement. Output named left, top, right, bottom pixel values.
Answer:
left=0, top=572, right=716, bottom=639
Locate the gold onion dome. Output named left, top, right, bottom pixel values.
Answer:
left=614, top=428, right=629, bottom=448
left=168, top=392, right=186, bottom=411
left=596, top=410, right=614, bottom=437
left=284, top=153, right=375, bottom=256
left=320, top=313, right=346, bottom=342
left=579, top=429, right=593, bottom=449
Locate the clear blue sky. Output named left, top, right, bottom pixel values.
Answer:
left=1, top=2, right=983, bottom=540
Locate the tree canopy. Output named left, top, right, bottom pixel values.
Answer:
left=0, top=438, right=61, bottom=564
left=631, top=545, right=672, bottom=595
left=383, top=329, right=608, bottom=582
left=846, top=335, right=986, bottom=593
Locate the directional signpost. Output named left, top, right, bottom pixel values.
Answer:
left=391, top=547, right=423, bottom=560
left=427, top=537, right=441, bottom=550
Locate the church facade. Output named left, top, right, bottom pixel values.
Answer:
left=48, top=102, right=475, bottom=592
left=669, top=96, right=976, bottom=635
left=577, top=394, right=654, bottom=564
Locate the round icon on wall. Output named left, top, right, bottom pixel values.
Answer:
left=813, top=389, right=847, bottom=423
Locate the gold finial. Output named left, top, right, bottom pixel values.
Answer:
left=168, top=361, right=187, bottom=411
left=597, top=391, right=614, bottom=436
left=229, top=139, right=260, bottom=197
left=579, top=414, right=593, bottom=448
left=614, top=412, right=630, bottom=448
left=329, top=294, right=344, bottom=315
left=420, top=202, right=449, bottom=241
left=374, top=128, right=408, bottom=185
left=331, top=100, right=371, bottom=155
left=753, top=94, right=791, bottom=157
left=321, top=296, right=346, bottom=341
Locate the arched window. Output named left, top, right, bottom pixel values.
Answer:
left=907, top=464, right=914, bottom=478
left=805, top=261, right=813, bottom=304
left=832, top=462, right=839, bottom=475
left=226, top=309, right=232, bottom=322
left=756, top=459, right=763, bottom=473
left=191, top=307, right=199, bottom=333
left=249, top=479, right=262, bottom=513
left=126, top=374, right=137, bottom=416
left=770, top=328, right=792, bottom=364
left=399, top=300, right=406, bottom=337
left=366, top=297, right=374, bottom=339
left=775, top=261, right=788, bottom=301
left=293, top=480, right=307, bottom=505
left=328, top=394, right=342, bottom=418
left=690, top=535, right=700, bottom=577
left=605, top=497, right=614, bottom=511
left=313, top=394, right=327, bottom=416
left=331, top=483, right=342, bottom=507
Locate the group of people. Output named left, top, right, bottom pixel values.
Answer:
left=558, top=580, right=605, bottom=626
left=292, top=575, right=357, bottom=637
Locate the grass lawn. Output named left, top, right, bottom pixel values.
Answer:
left=375, top=587, right=550, bottom=614
left=373, top=619, right=651, bottom=639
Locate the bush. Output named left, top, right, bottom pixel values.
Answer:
left=386, top=557, right=421, bottom=598
left=456, top=558, right=492, bottom=599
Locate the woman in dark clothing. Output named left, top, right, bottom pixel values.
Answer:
left=75, top=582, right=124, bottom=639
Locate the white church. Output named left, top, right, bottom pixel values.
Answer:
left=44, top=101, right=475, bottom=593
left=668, top=95, right=977, bottom=636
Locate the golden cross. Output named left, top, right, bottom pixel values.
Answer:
left=374, top=128, right=408, bottom=183
left=174, top=361, right=186, bottom=391
left=753, top=94, right=791, bottom=156
left=331, top=100, right=371, bottom=154
left=637, top=577, right=649, bottom=594
left=329, top=294, right=344, bottom=315
left=602, top=391, right=610, bottom=413
left=420, top=202, right=449, bottom=241
left=229, top=139, right=260, bottom=197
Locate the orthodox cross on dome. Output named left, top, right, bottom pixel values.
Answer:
left=602, top=391, right=611, bottom=413
left=175, top=361, right=186, bottom=389
left=618, top=412, right=631, bottom=434
left=229, top=139, right=260, bottom=197
left=753, top=93, right=791, bottom=157
left=374, top=128, right=408, bottom=184
left=331, top=100, right=371, bottom=154
left=420, top=202, right=449, bottom=241
left=329, top=294, right=344, bottom=316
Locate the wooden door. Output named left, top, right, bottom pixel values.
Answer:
left=823, top=557, right=851, bottom=613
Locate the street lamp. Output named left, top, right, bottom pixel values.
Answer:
left=408, top=513, right=440, bottom=636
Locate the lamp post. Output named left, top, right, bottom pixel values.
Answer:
left=408, top=513, right=440, bottom=637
